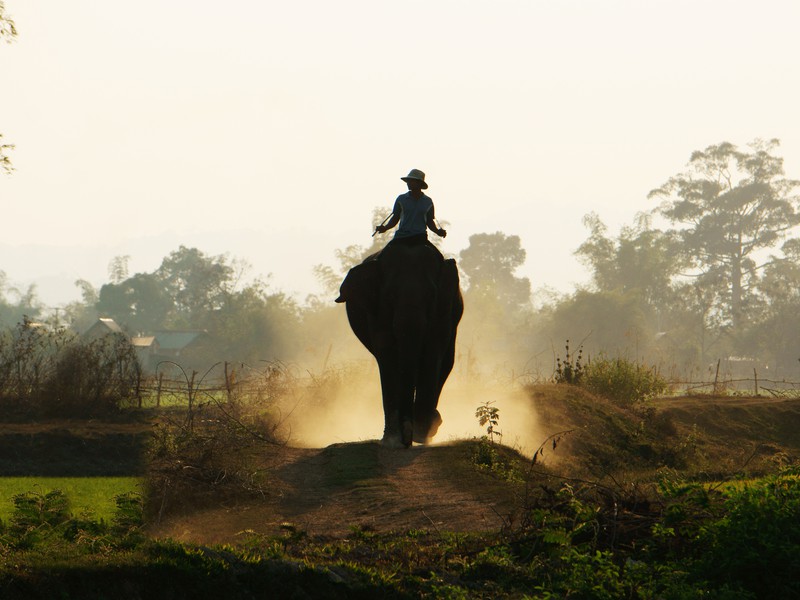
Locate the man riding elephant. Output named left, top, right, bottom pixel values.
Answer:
left=336, top=169, right=463, bottom=448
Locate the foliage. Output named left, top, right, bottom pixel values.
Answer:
left=0, top=273, right=41, bottom=327
left=472, top=403, right=522, bottom=482
left=695, top=468, right=800, bottom=596
left=459, top=231, right=531, bottom=312
left=1, top=2, right=16, bottom=175
left=93, top=246, right=300, bottom=365
left=576, top=211, right=683, bottom=307
left=145, top=364, right=287, bottom=520
left=0, top=0, right=15, bottom=41
left=0, top=320, right=142, bottom=417
left=581, top=355, right=669, bottom=405
left=0, top=478, right=141, bottom=525
left=475, top=400, right=501, bottom=443
left=43, top=333, right=142, bottom=416
left=649, top=138, right=800, bottom=330
left=546, top=289, right=657, bottom=359
left=0, top=132, right=13, bottom=176
left=3, top=448, right=800, bottom=598
left=554, top=340, right=584, bottom=384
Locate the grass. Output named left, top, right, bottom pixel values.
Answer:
left=0, top=477, right=142, bottom=524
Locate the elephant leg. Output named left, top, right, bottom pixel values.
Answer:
left=396, top=373, right=415, bottom=448
left=412, top=355, right=444, bottom=444
left=377, top=356, right=407, bottom=448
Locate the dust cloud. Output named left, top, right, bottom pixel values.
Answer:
left=276, top=361, right=386, bottom=447
left=274, top=357, right=544, bottom=456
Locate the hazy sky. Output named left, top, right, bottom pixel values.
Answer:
left=2, top=0, right=800, bottom=306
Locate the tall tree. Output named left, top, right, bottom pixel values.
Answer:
left=649, top=139, right=800, bottom=329
left=157, top=246, right=236, bottom=327
left=96, top=272, right=174, bottom=333
left=108, top=255, right=131, bottom=285
left=459, top=232, right=531, bottom=312
left=576, top=212, right=682, bottom=308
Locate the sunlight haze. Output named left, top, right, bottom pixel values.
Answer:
left=2, top=0, right=799, bottom=306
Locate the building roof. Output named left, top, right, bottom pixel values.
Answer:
left=131, top=336, right=156, bottom=348
left=152, top=330, right=208, bottom=351
left=82, top=317, right=124, bottom=337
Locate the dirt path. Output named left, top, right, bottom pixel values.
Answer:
left=151, top=441, right=518, bottom=545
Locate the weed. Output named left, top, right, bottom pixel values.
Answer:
left=582, top=355, right=668, bottom=405
left=555, top=340, right=584, bottom=384
left=475, top=400, right=502, bottom=444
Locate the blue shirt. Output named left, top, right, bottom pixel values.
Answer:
left=392, top=192, right=433, bottom=239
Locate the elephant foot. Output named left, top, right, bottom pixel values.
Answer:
left=381, top=433, right=406, bottom=449
left=401, top=419, right=413, bottom=448
left=412, top=410, right=443, bottom=445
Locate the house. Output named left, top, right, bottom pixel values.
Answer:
left=131, top=335, right=159, bottom=372
left=82, top=317, right=125, bottom=341
left=79, top=320, right=213, bottom=374
left=148, top=330, right=212, bottom=374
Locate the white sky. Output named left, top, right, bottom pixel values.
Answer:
left=2, top=0, right=800, bottom=306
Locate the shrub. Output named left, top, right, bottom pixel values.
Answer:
left=42, top=333, right=142, bottom=416
left=581, top=356, right=668, bottom=405
left=696, top=467, right=800, bottom=597
left=554, top=340, right=585, bottom=384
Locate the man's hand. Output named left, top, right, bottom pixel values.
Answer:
left=375, top=225, right=387, bottom=234
left=437, top=228, right=447, bottom=238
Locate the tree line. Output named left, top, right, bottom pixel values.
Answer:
left=3, top=139, right=800, bottom=379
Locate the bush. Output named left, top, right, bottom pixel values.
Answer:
left=696, top=467, right=800, bottom=597
left=43, top=333, right=142, bottom=416
left=582, top=356, right=668, bottom=405
left=0, top=320, right=142, bottom=417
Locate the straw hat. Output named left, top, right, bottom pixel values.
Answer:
left=401, top=168, right=428, bottom=189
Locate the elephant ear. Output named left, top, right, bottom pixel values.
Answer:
left=436, top=258, right=463, bottom=388
left=335, top=259, right=380, bottom=313
left=437, top=259, right=463, bottom=321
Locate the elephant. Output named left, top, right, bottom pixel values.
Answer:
left=335, top=242, right=463, bottom=448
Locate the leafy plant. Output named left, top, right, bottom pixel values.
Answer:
left=554, top=340, right=584, bottom=384
left=475, top=400, right=501, bottom=444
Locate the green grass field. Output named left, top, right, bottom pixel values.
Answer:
left=0, top=477, right=143, bottom=524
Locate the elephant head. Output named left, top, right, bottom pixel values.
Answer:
left=336, top=242, right=463, bottom=448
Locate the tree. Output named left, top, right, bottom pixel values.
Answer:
left=576, top=212, right=682, bottom=309
left=458, top=232, right=531, bottom=312
left=649, top=139, right=800, bottom=329
left=0, top=271, right=41, bottom=327
left=312, top=207, right=392, bottom=298
left=156, top=246, right=237, bottom=327
left=209, top=281, right=300, bottom=363
left=543, top=289, right=655, bottom=358
left=0, top=1, right=15, bottom=41
left=1, top=2, right=16, bottom=175
left=108, top=255, right=131, bottom=284
left=0, top=133, right=12, bottom=176
left=96, top=272, right=173, bottom=334
left=744, top=239, right=800, bottom=374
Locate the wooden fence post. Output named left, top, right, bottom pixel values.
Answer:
left=225, top=361, right=232, bottom=402
left=187, top=370, right=197, bottom=433
left=754, top=368, right=759, bottom=396
left=713, top=359, right=721, bottom=395
left=156, top=372, right=163, bottom=408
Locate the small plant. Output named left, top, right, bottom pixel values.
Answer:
left=475, top=400, right=501, bottom=444
left=555, top=340, right=584, bottom=384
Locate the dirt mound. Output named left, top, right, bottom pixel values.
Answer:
left=149, top=441, right=525, bottom=544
